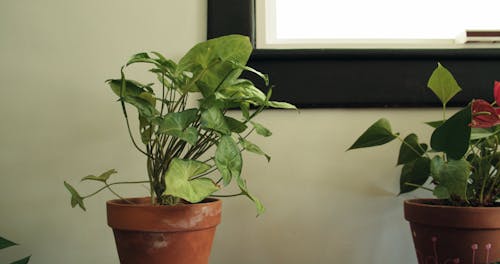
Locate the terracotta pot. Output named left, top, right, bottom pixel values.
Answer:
left=107, top=197, right=222, bottom=264
left=404, top=199, right=500, bottom=264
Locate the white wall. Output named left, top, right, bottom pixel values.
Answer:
left=0, top=1, right=441, bottom=263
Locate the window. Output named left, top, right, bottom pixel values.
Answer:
left=208, top=0, right=500, bottom=108
left=258, top=0, right=500, bottom=49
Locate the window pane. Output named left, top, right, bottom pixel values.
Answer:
left=273, top=0, right=500, bottom=40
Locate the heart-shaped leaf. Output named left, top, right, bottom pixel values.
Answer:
left=158, top=109, right=199, bottom=145
left=430, top=106, right=471, bottom=160
left=399, top=157, right=431, bottom=194
left=348, top=118, right=398, bottom=150
left=215, top=136, right=242, bottom=185
left=163, top=158, right=219, bottom=203
left=237, top=177, right=265, bottom=216
left=427, top=63, right=462, bottom=105
left=201, top=107, right=231, bottom=135
left=397, top=134, right=428, bottom=165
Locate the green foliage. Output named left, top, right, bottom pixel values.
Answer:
left=64, top=35, right=296, bottom=215
left=349, top=63, right=500, bottom=206
left=347, top=118, right=398, bottom=150
left=0, top=236, right=30, bottom=264
left=427, top=62, right=462, bottom=106
left=430, top=106, right=472, bottom=160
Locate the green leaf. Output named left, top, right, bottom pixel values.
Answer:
left=177, top=35, right=253, bottom=94
left=241, top=102, right=250, bottom=120
left=158, top=109, right=199, bottom=144
left=237, top=177, right=265, bottom=216
left=215, top=136, right=242, bottom=185
left=348, top=118, right=398, bottom=150
left=201, top=107, right=231, bottom=135
left=163, top=159, right=219, bottom=203
left=0, top=236, right=17, bottom=250
left=427, top=63, right=462, bottom=105
left=397, top=134, right=428, bottom=165
left=430, top=156, right=470, bottom=200
left=10, top=256, right=31, bottom=264
left=81, top=169, right=117, bottom=183
left=470, top=128, right=499, bottom=141
left=107, top=79, right=146, bottom=97
left=430, top=106, right=471, bottom=160
left=425, top=120, right=445, bottom=128
left=399, top=157, right=431, bottom=194
left=63, top=181, right=86, bottom=211
left=240, top=138, right=271, bottom=162
left=250, top=121, right=272, bottom=137
left=225, top=116, right=248, bottom=133
left=433, top=185, right=451, bottom=199
left=218, top=80, right=267, bottom=106
left=267, top=101, right=297, bottom=109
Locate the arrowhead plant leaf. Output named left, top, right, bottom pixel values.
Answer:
left=240, top=138, right=271, bottom=162
left=163, top=159, right=219, bottom=203
left=427, top=63, right=462, bottom=105
left=81, top=169, right=117, bottom=182
left=0, top=236, right=17, bottom=250
left=399, top=157, right=431, bottom=194
left=348, top=118, right=398, bottom=150
left=201, top=107, right=231, bottom=135
left=215, top=136, right=242, bottom=185
left=430, top=106, right=471, bottom=160
left=251, top=121, right=272, bottom=137
left=64, top=181, right=86, bottom=211
left=397, top=134, right=428, bottom=165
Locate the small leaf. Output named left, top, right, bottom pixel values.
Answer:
left=201, top=107, right=231, bottom=135
left=237, top=177, right=265, bottom=216
left=250, top=121, right=272, bottom=137
left=427, top=63, right=462, bottom=105
left=267, top=101, right=297, bottom=109
left=215, top=136, right=242, bottom=185
left=10, top=256, right=31, bottom=264
left=348, top=118, right=398, bottom=150
left=430, top=106, right=472, bottom=160
left=0, top=236, right=17, bottom=250
left=225, top=116, right=248, bottom=133
left=163, top=159, right=219, bottom=203
left=397, top=134, right=427, bottom=165
left=81, top=169, right=117, bottom=182
left=63, top=182, right=86, bottom=211
left=399, top=157, right=431, bottom=194
left=240, top=138, right=271, bottom=162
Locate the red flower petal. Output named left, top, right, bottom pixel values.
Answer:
left=470, top=99, right=500, bottom=128
left=494, top=80, right=500, bottom=105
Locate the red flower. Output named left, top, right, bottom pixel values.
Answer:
left=470, top=99, right=500, bottom=128
left=495, top=81, right=500, bottom=105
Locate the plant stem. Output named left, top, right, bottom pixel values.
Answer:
left=82, top=180, right=150, bottom=199
left=211, top=192, right=243, bottom=198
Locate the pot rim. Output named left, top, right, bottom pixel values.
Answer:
left=107, top=197, right=222, bottom=232
left=404, top=198, right=500, bottom=229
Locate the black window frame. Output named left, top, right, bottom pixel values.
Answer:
left=207, top=0, right=500, bottom=108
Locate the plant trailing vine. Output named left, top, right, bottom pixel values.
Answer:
left=349, top=63, right=499, bottom=207
left=64, top=35, right=296, bottom=214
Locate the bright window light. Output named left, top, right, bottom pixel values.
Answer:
left=257, top=0, right=500, bottom=49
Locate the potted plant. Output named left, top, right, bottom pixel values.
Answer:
left=348, top=63, right=499, bottom=264
left=64, top=34, right=295, bottom=264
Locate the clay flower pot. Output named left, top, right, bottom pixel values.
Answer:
left=107, top=197, right=222, bottom=264
left=404, top=199, right=500, bottom=264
